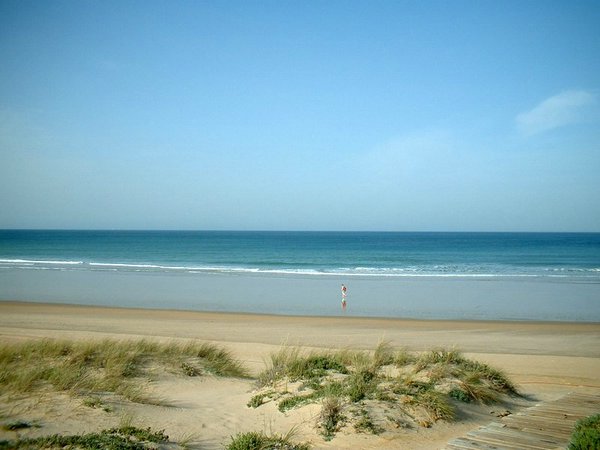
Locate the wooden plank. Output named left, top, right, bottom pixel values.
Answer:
left=503, top=416, right=579, bottom=431
left=532, top=403, right=600, bottom=414
left=469, top=428, right=564, bottom=449
left=539, top=398, right=600, bottom=408
left=445, top=439, right=484, bottom=450
left=530, top=400, right=599, bottom=410
left=504, top=419, right=577, bottom=432
left=474, top=426, right=558, bottom=442
left=502, top=418, right=575, bottom=432
left=512, top=426, right=573, bottom=441
left=504, top=413, right=581, bottom=425
left=500, top=423, right=573, bottom=440
left=444, top=392, right=600, bottom=450
left=525, top=407, right=597, bottom=417
left=504, top=424, right=574, bottom=439
left=446, top=436, right=525, bottom=449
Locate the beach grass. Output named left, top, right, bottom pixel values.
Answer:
left=0, top=337, right=522, bottom=446
left=319, top=396, right=345, bottom=439
left=0, top=426, right=170, bottom=450
left=251, top=343, right=520, bottom=439
left=0, top=338, right=249, bottom=405
left=226, top=427, right=310, bottom=450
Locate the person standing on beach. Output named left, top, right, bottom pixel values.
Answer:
left=341, top=284, right=347, bottom=310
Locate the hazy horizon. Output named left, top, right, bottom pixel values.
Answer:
left=2, top=228, right=599, bottom=234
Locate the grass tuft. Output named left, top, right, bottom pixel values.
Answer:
left=456, top=371, right=500, bottom=404
left=0, top=338, right=249, bottom=405
left=319, top=397, right=344, bottom=440
left=411, top=390, right=454, bottom=421
left=346, top=368, right=377, bottom=402
left=0, top=426, right=168, bottom=449
left=226, top=428, right=310, bottom=450
left=414, top=348, right=464, bottom=371
left=372, top=341, right=395, bottom=369
left=278, top=393, right=319, bottom=412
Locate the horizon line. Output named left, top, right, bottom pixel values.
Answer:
left=1, top=228, right=599, bottom=234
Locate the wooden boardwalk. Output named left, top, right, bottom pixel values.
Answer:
left=445, top=392, right=600, bottom=450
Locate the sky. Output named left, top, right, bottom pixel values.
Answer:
left=1, top=0, right=599, bottom=232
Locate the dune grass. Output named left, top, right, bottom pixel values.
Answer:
left=251, top=343, right=520, bottom=439
left=0, top=426, right=169, bottom=450
left=1, top=338, right=521, bottom=446
left=0, top=338, right=249, bottom=404
left=226, top=427, right=310, bottom=450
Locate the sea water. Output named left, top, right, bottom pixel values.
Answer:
left=1, top=230, right=599, bottom=321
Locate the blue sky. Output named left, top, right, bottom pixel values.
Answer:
left=1, top=1, right=599, bottom=231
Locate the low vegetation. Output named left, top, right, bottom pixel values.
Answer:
left=0, top=338, right=521, bottom=448
left=569, top=414, right=600, bottom=450
left=0, top=338, right=249, bottom=405
left=226, top=428, right=310, bottom=450
left=0, top=426, right=169, bottom=450
left=249, top=343, right=520, bottom=440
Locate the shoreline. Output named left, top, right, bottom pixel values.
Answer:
left=2, top=268, right=600, bottom=322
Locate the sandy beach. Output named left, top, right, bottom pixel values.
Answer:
left=1, top=300, right=599, bottom=449
left=3, top=0, right=600, bottom=447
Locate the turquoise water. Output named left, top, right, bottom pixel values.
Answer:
left=1, top=230, right=599, bottom=279
left=1, top=231, right=599, bottom=321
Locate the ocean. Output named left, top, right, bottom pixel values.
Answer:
left=1, top=230, right=599, bottom=321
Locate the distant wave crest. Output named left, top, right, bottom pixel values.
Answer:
left=0, top=259, right=84, bottom=266
left=0, top=258, right=599, bottom=279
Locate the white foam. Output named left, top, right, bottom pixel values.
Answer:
left=0, top=259, right=83, bottom=265
left=1, top=258, right=597, bottom=280
left=89, top=262, right=163, bottom=269
left=90, top=262, right=211, bottom=271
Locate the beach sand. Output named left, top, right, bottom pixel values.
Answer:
left=1, top=300, right=599, bottom=449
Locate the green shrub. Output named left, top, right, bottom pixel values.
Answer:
left=288, top=354, right=348, bottom=380
left=247, top=393, right=267, bottom=408
left=449, top=388, right=471, bottom=403
left=278, top=393, right=319, bottom=412
left=569, top=414, right=600, bottom=450
left=226, top=431, right=263, bottom=450
left=346, top=369, right=376, bottom=402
